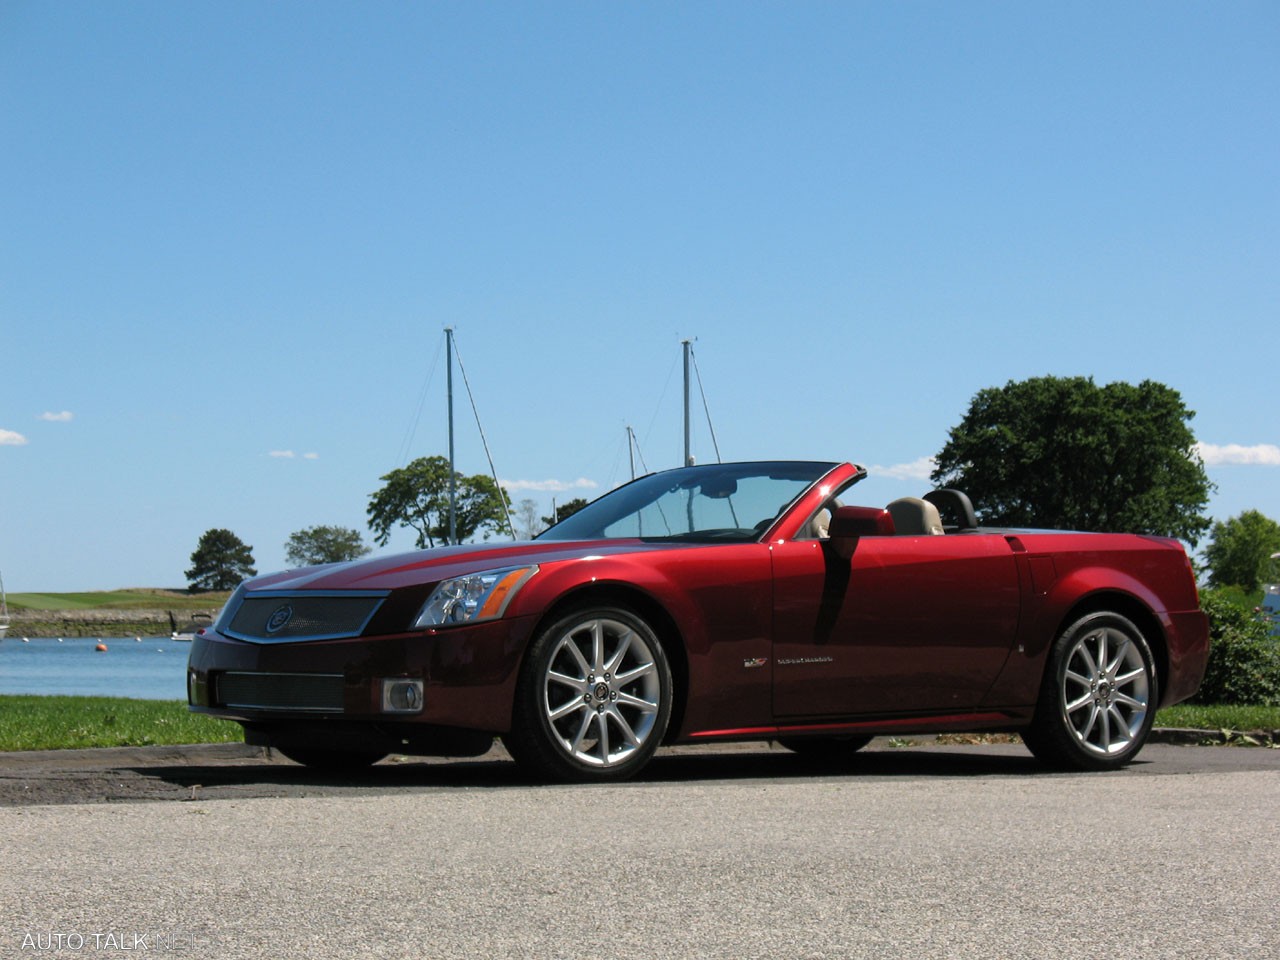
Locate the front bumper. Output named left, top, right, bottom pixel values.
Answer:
left=187, top=614, right=536, bottom=736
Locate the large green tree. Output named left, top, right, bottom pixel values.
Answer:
left=1203, top=510, right=1280, bottom=593
left=284, top=525, right=372, bottom=567
left=186, top=528, right=257, bottom=592
left=931, top=376, right=1212, bottom=544
left=367, top=455, right=510, bottom=548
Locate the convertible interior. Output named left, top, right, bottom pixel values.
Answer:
left=812, top=488, right=979, bottom=539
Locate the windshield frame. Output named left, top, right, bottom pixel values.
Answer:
left=536, top=461, right=842, bottom=544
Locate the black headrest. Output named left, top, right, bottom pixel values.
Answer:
left=922, top=489, right=978, bottom=530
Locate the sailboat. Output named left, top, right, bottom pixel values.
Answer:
left=441, top=327, right=516, bottom=543
left=0, top=570, right=10, bottom=639
left=624, top=337, right=722, bottom=480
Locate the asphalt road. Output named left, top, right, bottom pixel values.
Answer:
left=1, top=741, right=1277, bottom=960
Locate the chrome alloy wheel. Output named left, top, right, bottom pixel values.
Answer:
left=1060, top=623, right=1152, bottom=757
left=541, top=617, right=662, bottom=768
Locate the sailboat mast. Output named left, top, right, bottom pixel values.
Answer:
left=445, top=326, right=457, bottom=545
left=682, top=339, right=694, bottom=467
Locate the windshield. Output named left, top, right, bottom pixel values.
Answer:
left=538, top=461, right=839, bottom=543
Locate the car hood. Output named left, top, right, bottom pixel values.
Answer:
left=239, top=539, right=676, bottom=594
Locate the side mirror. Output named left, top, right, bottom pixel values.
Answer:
left=827, top=506, right=895, bottom=559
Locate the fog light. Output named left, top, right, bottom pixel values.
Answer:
left=381, top=679, right=424, bottom=714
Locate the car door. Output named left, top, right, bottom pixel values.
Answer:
left=770, top=532, right=1021, bottom=718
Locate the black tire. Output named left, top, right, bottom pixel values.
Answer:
left=776, top=735, right=874, bottom=758
left=1023, top=611, right=1158, bottom=771
left=275, top=747, right=386, bottom=771
left=503, top=606, right=673, bottom=783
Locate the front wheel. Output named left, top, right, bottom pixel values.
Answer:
left=503, top=606, right=673, bottom=783
left=1023, top=611, right=1158, bottom=771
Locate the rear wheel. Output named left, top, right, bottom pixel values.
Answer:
left=1023, top=611, right=1157, bottom=771
left=503, top=606, right=673, bottom=782
left=776, top=734, right=873, bottom=758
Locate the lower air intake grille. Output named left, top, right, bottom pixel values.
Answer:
left=215, top=672, right=345, bottom=712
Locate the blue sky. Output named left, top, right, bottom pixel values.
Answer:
left=2, top=1, right=1277, bottom=592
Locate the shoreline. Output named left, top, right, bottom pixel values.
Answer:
left=3, top=608, right=219, bottom=639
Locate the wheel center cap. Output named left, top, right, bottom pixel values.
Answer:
left=594, top=682, right=610, bottom=702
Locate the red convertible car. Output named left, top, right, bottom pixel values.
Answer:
left=187, top=461, right=1209, bottom=781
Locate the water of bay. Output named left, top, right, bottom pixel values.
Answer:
left=0, top=636, right=188, bottom=701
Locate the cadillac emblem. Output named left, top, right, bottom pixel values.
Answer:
left=265, top=603, right=294, bottom=635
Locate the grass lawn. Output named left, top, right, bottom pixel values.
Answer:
left=0, top=695, right=1275, bottom=753
left=0, top=695, right=242, bottom=752
left=1153, top=703, right=1280, bottom=732
left=6, top=589, right=230, bottom=612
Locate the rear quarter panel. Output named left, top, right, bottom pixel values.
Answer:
left=981, top=532, right=1207, bottom=709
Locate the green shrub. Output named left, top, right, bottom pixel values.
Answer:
left=1207, top=584, right=1262, bottom=612
left=1193, top=590, right=1280, bottom=706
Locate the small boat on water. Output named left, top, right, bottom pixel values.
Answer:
left=0, top=570, right=9, bottom=640
left=169, top=610, right=213, bottom=641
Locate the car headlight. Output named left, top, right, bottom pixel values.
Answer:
left=412, top=565, right=538, bottom=629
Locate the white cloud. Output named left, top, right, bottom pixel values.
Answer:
left=269, top=450, right=319, bottom=460
left=1194, top=443, right=1280, bottom=467
left=869, top=456, right=936, bottom=481
left=1, top=429, right=29, bottom=446
left=38, top=411, right=73, bottom=422
left=501, top=477, right=599, bottom=493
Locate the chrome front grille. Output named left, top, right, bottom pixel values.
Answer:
left=215, top=672, right=345, bottom=712
left=224, top=591, right=387, bottom=643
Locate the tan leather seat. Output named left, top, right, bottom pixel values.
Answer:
left=812, top=508, right=831, bottom=539
left=886, top=497, right=945, bottom=536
